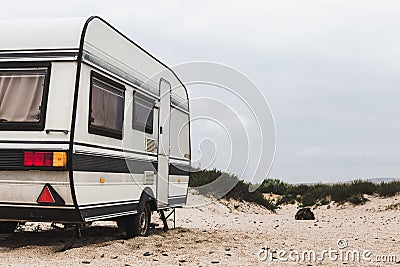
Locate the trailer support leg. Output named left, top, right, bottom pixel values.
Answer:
left=159, top=210, right=169, bottom=231
left=159, top=208, right=176, bottom=231
left=165, top=208, right=175, bottom=229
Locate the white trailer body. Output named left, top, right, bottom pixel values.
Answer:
left=0, top=17, right=191, bottom=227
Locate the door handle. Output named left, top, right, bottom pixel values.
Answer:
left=160, top=126, right=163, bottom=134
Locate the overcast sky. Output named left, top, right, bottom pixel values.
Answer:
left=2, top=0, right=400, bottom=183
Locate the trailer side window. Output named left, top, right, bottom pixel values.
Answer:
left=89, top=72, right=125, bottom=139
left=132, top=93, right=154, bottom=134
left=0, top=63, right=50, bottom=131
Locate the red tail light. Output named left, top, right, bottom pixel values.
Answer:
left=24, top=151, right=53, bottom=167
left=23, top=151, right=67, bottom=167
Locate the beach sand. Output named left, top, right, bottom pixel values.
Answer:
left=0, top=192, right=399, bottom=266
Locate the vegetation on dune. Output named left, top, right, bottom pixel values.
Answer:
left=189, top=169, right=400, bottom=210
left=260, top=180, right=343, bottom=206
left=189, top=168, right=277, bottom=211
left=259, top=179, right=400, bottom=207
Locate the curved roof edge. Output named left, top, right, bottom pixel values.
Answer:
left=81, top=16, right=189, bottom=104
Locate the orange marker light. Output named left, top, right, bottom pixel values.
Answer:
left=52, top=152, right=67, bottom=167
left=100, top=177, right=105, bottom=184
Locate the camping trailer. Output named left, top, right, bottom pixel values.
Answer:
left=0, top=16, right=190, bottom=237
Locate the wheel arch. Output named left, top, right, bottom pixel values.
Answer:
left=138, top=187, right=157, bottom=212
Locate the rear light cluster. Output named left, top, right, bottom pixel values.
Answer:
left=24, top=151, right=67, bottom=167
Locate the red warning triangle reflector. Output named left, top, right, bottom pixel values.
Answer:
left=37, top=186, right=55, bottom=203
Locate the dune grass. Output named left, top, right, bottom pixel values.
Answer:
left=190, top=169, right=400, bottom=210
left=189, top=168, right=277, bottom=211
left=259, top=178, right=400, bottom=207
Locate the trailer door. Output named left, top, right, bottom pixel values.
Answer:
left=157, top=79, right=171, bottom=208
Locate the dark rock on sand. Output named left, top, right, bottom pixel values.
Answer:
left=295, top=208, right=315, bottom=220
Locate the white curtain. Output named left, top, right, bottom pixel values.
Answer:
left=0, top=70, right=45, bottom=122
left=91, top=79, right=124, bottom=132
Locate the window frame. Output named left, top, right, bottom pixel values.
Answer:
left=132, top=92, right=155, bottom=135
left=0, top=61, right=51, bottom=131
left=88, top=71, right=126, bottom=140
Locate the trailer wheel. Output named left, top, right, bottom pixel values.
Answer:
left=0, top=222, right=18, bottom=234
left=125, top=203, right=151, bottom=238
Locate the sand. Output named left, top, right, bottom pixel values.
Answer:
left=0, top=192, right=399, bottom=266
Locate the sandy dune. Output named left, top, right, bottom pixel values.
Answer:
left=0, top=192, right=399, bottom=266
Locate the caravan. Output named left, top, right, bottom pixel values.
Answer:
left=0, top=16, right=190, bottom=237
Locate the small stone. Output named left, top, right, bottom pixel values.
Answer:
left=162, top=253, right=168, bottom=256
left=112, top=256, right=118, bottom=259
left=225, top=248, right=231, bottom=251
left=211, top=260, right=220, bottom=264
left=153, top=258, right=159, bottom=261
left=226, top=253, right=232, bottom=256
left=143, top=252, right=152, bottom=256
left=100, top=254, right=105, bottom=258
left=295, top=208, right=315, bottom=220
left=82, top=261, right=91, bottom=264
left=178, top=259, right=187, bottom=263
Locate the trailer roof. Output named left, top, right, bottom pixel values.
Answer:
left=0, top=17, right=87, bottom=51
left=0, top=16, right=189, bottom=103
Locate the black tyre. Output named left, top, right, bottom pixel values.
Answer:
left=125, top=203, right=151, bottom=238
left=0, top=222, right=18, bottom=234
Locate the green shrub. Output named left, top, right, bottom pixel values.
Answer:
left=189, top=168, right=222, bottom=187
left=377, top=182, right=400, bottom=197
left=319, top=197, right=331, bottom=206
left=225, top=179, right=277, bottom=211
left=351, top=180, right=377, bottom=195
left=190, top=169, right=277, bottom=211
left=301, top=193, right=317, bottom=207
left=190, top=169, right=400, bottom=210
left=348, top=194, right=368, bottom=205
left=259, top=179, right=291, bottom=195
left=276, top=194, right=296, bottom=205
